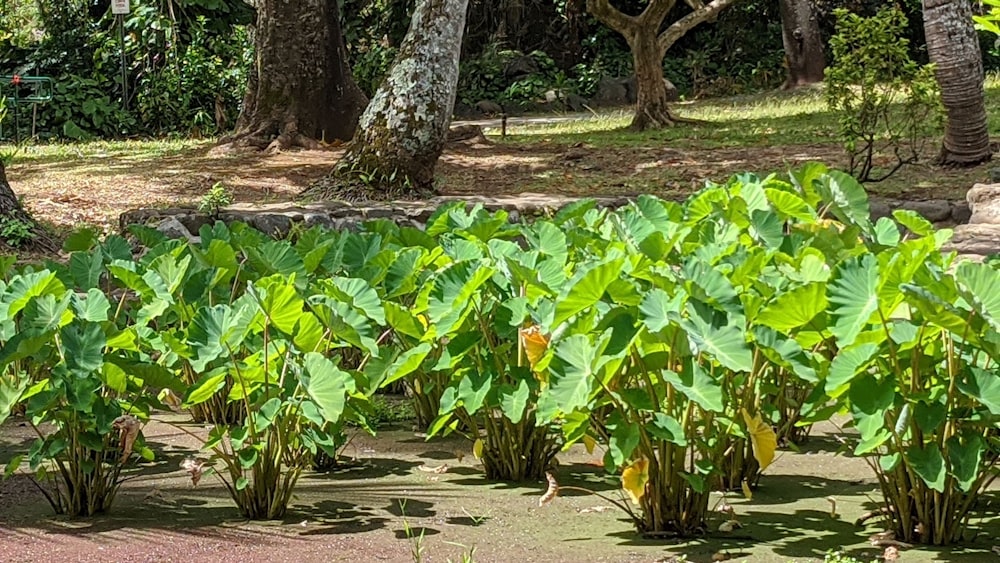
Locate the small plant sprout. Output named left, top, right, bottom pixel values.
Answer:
left=197, top=181, right=233, bottom=217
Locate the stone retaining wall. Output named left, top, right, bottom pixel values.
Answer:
left=120, top=193, right=972, bottom=243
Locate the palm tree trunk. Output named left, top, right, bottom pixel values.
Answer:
left=922, top=0, right=992, bottom=166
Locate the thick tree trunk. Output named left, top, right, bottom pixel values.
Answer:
left=224, top=0, right=368, bottom=152
left=0, top=162, right=56, bottom=252
left=923, top=0, right=992, bottom=166
left=779, top=0, right=825, bottom=89
left=631, top=34, right=677, bottom=130
left=587, top=0, right=739, bottom=131
left=301, top=0, right=471, bottom=201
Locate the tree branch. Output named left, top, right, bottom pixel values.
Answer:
left=639, top=0, right=676, bottom=27
left=657, top=0, right=740, bottom=54
left=586, top=0, right=636, bottom=36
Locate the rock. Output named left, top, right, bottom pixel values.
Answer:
left=903, top=199, right=952, bottom=223
left=565, top=93, right=588, bottom=112
left=155, top=216, right=196, bottom=242
left=250, top=214, right=294, bottom=238
left=869, top=200, right=892, bottom=221
left=475, top=100, right=504, bottom=116
left=504, top=54, right=539, bottom=79
left=942, top=223, right=1000, bottom=256
left=951, top=201, right=972, bottom=224
left=967, top=184, right=1000, bottom=224
left=447, top=124, right=489, bottom=145
left=592, top=78, right=628, bottom=107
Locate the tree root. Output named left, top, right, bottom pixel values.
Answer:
left=217, top=121, right=325, bottom=155
left=299, top=171, right=435, bottom=203
left=629, top=106, right=707, bottom=131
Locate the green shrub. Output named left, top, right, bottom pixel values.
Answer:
left=824, top=7, right=942, bottom=182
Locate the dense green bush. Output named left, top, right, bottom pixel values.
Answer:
left=2, top=166, right=998, bottom=541
left=0, top=0, right=250, bottom=140
left=825, top=7, right=941, bottom=182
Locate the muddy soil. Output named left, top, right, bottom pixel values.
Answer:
left=2, top=411, right=998, bottom=563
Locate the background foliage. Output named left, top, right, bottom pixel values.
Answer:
left=1, top=0, right=998, bottom=139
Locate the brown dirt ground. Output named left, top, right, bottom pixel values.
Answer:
left=2, top=411, right=999, bottom=563
left=6, top=135, right=987, bottom=238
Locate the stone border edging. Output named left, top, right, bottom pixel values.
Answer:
left=119, top=193, right=971, bottom=244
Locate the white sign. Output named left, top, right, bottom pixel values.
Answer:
left=111, top=0, right=130, bottom=15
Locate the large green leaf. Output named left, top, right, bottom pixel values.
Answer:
left=323, top=277, right=386, bottom=325
left=183, top=369, right=227, bottom=407
left=252, top=276, right=305, bottom=335
left=957, top=367, right=1000, bottom=415
left=61, top=322, right=105, bottom=375
left=525, top=221, right=568, bottom=267
left=547, top=334, right=599, bottom=413
left=765, top=188, right=816, bottom=222
left=757, top=283, right=827, bottom=332
left=817, top=170, right=871, bottom=229
left=848, top=374, right=894, bottom=449
left=0, top=376, right=28, bottom=426
left=303, top=353, right=350, bottom=423
left=68, top=251, right=104, bottom=290
left=639, top=288, right=681, bottom=333
left=946, top=434, right=984, bottom=493
left=188, top=304, right=253, bottom=372
left=826, top=342, right=879, bottom=395
left=648, top=412, right=688, bottom=446
left=906, top=443, right=946, bottom=493
left=662, top=360, right=724, bottom=412
left=379, top=343, right=432, bottom=388
left=680, top=306, right=753, bottom=373
left=753, top=327, right=818, bottom=383
left=828, top=254, right=879, bottom=347
left=1, top=271, right=64, bottom=320
left=426, top=260, right=495, bottom=335
left=956, top=261, right=1000, bottom=332
left=71, top=288, right=111, bottom=323
left=498, top=379, right=531, bottom=424
left=552, top=258, right=624, bottom=328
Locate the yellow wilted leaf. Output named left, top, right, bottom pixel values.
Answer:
left=741, top=408, right=777, bottom=471
left=741, top=479, right=753, bottom=500
left=472, top=438, right=484, bottom=460
left=582, top=435, right=597, bottom=455
left=417, top=314, right=428, bottom=329
left=621, top=458, right=649, bottom=505
left=519, top=324, right=549, bottom=371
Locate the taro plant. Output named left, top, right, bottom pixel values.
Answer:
left=178, top=272, right=378, bottom=519
left=823, top=217, right=1000, bottom=544
left=0, top=246, right=183, bottom=516
left=536, top=168, right=882, bottom=534
left=386, top=204, right=578, bottom=481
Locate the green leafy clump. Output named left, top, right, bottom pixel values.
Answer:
left=824, top=7, right=942, bottom=182
left=197, top=182, right=234, bottom=218
left=1, top=240, right=181, bottom=516
left=3, top=165, right=999, bottom=539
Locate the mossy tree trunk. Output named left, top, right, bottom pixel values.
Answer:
left=224, top=0, right=368, bottom=152
left=586, top=0, right=739, bottom=131
left=922, top=0, right=992, bottom=166
left=301, top=0, right=471, bottom=201
left=0, top=161, right=56, bottom=252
